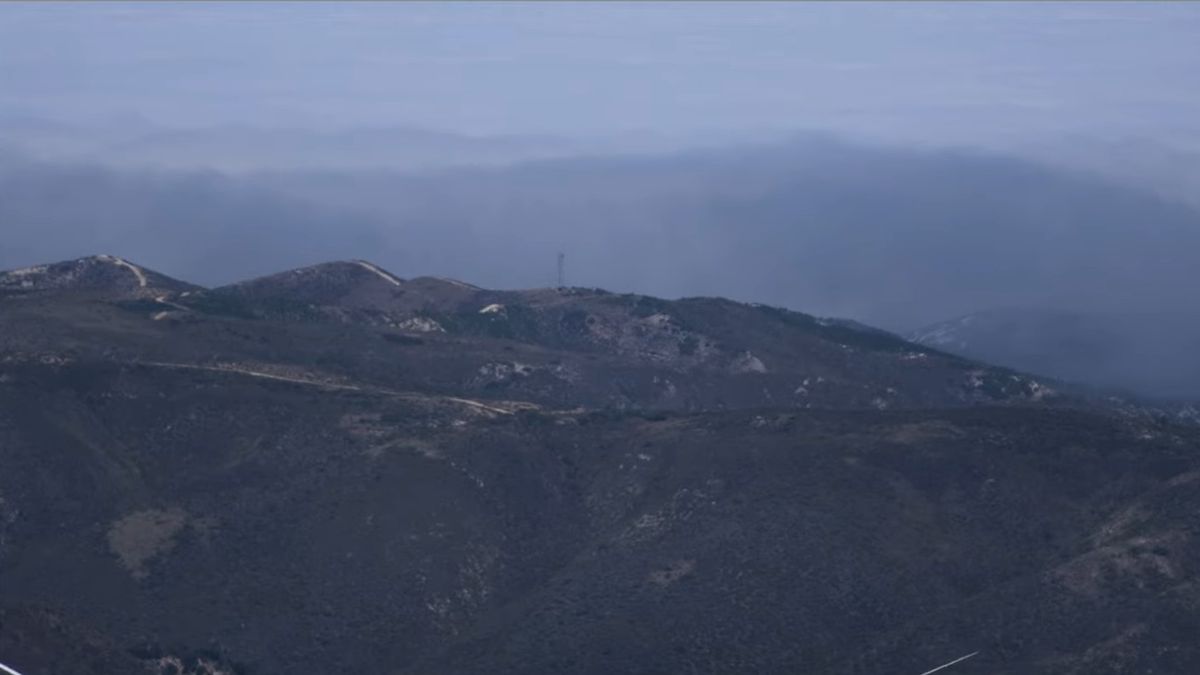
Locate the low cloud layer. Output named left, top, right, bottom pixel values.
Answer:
left=6, top=135, right=1200, bottom=334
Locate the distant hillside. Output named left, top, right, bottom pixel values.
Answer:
left=0, top=256, right=1059, bottom=414
left=0, top=254, right=197, bottom=299
left=254, top=137, right=1200, bottom=331
left=911, top=308, right=1200, bottom=401
left=2, top=258, right=1200, bottom=673
left=8, top=135, right=1200, bottom=339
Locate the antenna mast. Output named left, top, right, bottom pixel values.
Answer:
left=557, top=252, right=565, bottom=289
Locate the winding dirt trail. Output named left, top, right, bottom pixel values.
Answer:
left=137, top=360, right=522, bottom=416
left=354, top=260, right=402, bottom=286
left=98, top=254, right=148, bottom=288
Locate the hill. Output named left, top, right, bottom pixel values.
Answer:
left=2, top=257, right=1200, bottom=674
left=0, top=255, right=196, bottom=300
left=1, top=257, right=1057, bottom=413
left=910, top=308, right=1200, bottom=401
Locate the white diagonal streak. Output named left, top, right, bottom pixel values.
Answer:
left=918, top=651, right=979, bottom=675
left=354, top=260, right=402, bottom=286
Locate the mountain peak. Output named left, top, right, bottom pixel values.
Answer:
left=232, top=259, right=403, bottom=284
left=0, top=255, right=195, bottom=298
left=200, top=260, right=428, bottom=323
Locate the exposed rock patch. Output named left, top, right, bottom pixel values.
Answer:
left=107, top=508, right=191, bottom=580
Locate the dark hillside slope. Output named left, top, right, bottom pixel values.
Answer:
left=1, top=359, right=1198, bottom=673
left=2, top=257, right=1056, bottom=413
left=2, top=257, right=1199, bottom=674
left=911, top=308, right=1200, bottom=401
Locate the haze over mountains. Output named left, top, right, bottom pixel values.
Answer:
left=0, top=114, right=626, bottom=172
left=5, top=122, right=1200, bottom=401
left=910, top=309, right=1200, bottom=402
left=5, top=129, right=1200, bottom=326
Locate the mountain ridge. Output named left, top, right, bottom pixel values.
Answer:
left=910, top=307, right=1200, bottom=401
left=0, top=254, right=198, bottom=300
left=4, top=254, right=1200, bottom=674
left=0, top=254, right=1064, bottom=414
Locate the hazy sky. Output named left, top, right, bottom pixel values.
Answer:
left=3, top=1, right=1200, bottom=146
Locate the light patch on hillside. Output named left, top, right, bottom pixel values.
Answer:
left=5, top=264, right=48, bottom=277
left=648, top=559, right=696, bottom=586
left=887, top=420, right=965, bottom=444
left=731, top=351, right=767, bottom=374
left=151, top=655, right=236, bottom=675
left=1052, top=531, right=1187, bottom=597
left=396, top=316, right=445, bottom=333
left=108, top=507, right=190, bottom=579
